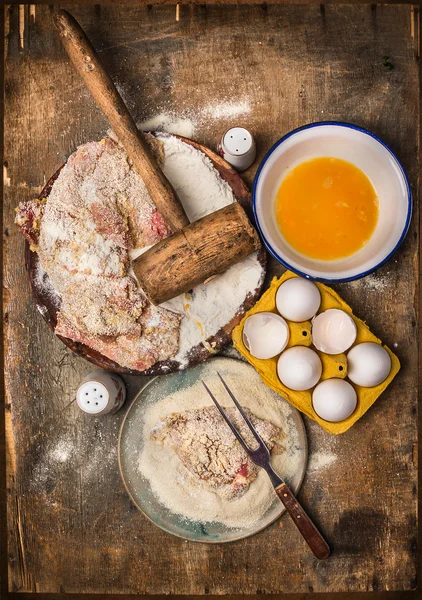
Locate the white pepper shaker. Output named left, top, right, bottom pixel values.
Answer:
left=218, top=127, right=256, bottom=171
left=76, top=369, right=126, bottom=416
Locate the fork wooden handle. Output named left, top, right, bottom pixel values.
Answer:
left=275, top=482, right=330, bottom=560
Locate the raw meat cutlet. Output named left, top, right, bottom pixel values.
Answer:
left=54, top=272, right=146, bottom=338
left=39, top=203, right=129, bottom=279
left=56, top=303, right=180, bottom=372
left=15, top=136, right=180, bottom=370
left=151, top=406, right=284, bottom=500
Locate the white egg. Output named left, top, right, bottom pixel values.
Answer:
left=276, top=277, right=321, bottom=322
left=312, top=379, right=357, bottom=422
left=347, top=342, right=391, bottom=387
left=312, top=309, right=357, bottom=354
left=277, top=346, right=322, bottom=391
left=242, top=312, right=290, bottom=359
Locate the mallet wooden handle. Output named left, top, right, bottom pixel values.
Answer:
left=133, top=202, right=261, bottom=305
left=53, top=9, right=189, bottom=233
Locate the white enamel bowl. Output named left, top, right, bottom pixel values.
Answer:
left=252, top=122, right=412, bottom=282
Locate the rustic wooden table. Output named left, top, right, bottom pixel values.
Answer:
left=2, top=3, right=420, bottom=597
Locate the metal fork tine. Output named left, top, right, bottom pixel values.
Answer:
left=203, top=375, right=329, bottom=560
left=201, top=381, right=251, bottom=453
left=217, top=372, right=266, bottom=448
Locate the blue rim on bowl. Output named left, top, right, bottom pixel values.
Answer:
left=252, top=121, right=412, bottom=282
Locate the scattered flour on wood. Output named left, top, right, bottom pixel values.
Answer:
left=307, top=451, right=337, bottom=472
left=351, top=273, right=389, bottom=292
left=139, top=114, right=196, bottom=138
left=80, top=444, right=117, bottom=484
left=203, top=100, right=251, bottom=120
left=137, top=359, right=305, bottom=529
left=31, top=422, right=119, bottom=495
left=138, top=100, right=251, bottom=137
left=49, top=438, right=74, bottom=463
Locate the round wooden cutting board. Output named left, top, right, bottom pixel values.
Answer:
left=26, top=136, right=266, bottom=376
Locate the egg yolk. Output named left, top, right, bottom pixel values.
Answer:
left=275, top=157, right=379, bottom=260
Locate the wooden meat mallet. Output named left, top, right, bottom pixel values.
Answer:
left=54, top=10, right=261, bottom=304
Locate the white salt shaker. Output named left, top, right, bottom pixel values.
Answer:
left=76, top=369, right=126, bottom=416
left=218, top=127, right=256, bottom=171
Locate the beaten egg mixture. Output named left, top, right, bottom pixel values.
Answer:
left=275, top=157, right=379, bottom=260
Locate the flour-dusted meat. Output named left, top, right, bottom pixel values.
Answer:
left=15, top=136, right=180, bottom=370
left=55, top=313, right=147, bottom=371
left=137, top=304, right=181, bottom=364
left=39, top=203, right=129, bottom=279
left=151, top=406, right=284, bottom=500
left=55, top=283, right=181, bottom=369
left=55, top=273, right=146, bottom=337
left=56, top=301, right=180, bottom=371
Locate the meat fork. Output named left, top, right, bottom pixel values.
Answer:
left=202, top=373, right=330, bottom=560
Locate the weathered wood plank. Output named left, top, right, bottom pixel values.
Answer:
left=3, top=3, right=419, bottom=595
left=4, top=0, right=422, bottom=6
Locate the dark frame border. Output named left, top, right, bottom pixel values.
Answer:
left=1, top=3, right=420, bottom=599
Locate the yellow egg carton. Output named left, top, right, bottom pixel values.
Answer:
left=232, top=271, right=400, bottom=434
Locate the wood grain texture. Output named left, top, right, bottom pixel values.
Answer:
left=133, top=201, right=261, bottom=303
left=4, top=0, right=422, bottom=6
left=3, top=3, right=419, bottom=596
